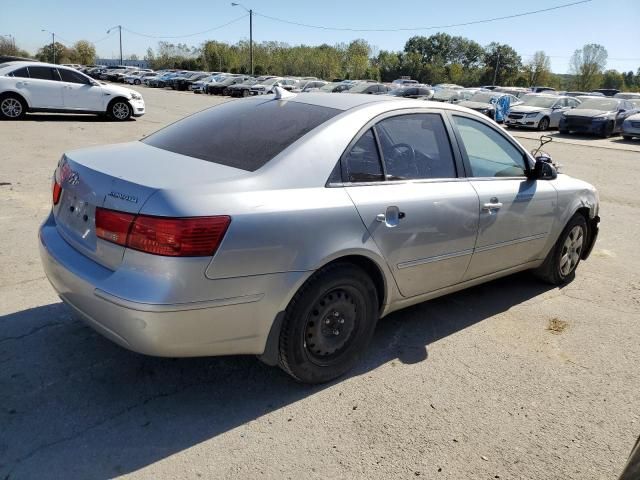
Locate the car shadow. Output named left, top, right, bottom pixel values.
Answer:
left=0, top=272, right=555, bottom=479
left=22, top=114, right=135, bottom=122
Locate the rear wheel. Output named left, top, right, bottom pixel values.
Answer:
left=534, top=214, right=587, bottom=285
left=278, top=263, right=379, bottom=384
left=622, top=135, right=633, bottom=141
left=134, top=79, right=141, bottom=85
left=108, top=100, right=132, bottom=121
left=242, top=89, right=250, bottom=97
left=537, top=117, right=550, bottom=131
left=0, top=94, right=27, bottom=120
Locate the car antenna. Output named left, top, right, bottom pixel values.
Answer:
left=273, top=86, right=296, bottom=100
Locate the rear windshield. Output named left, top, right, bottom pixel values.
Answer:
left=142, top=99, right=341, bottom=171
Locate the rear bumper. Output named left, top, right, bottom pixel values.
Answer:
left=39, top=212, right=307, bottom=357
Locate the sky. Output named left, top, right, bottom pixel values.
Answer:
left=2, top=0, right=639, bottom=74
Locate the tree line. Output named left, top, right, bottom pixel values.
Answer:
left=2, top=33, right=639, bottom=91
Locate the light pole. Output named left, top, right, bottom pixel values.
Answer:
left=41, top=29, right=56, bottom=63
left=107, top=25, right=123, bottom=65
left=231, top=3, right=253, bottom=75
left=493, top=50, right=500, bottom=86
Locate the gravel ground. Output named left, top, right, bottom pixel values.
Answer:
left=1, top=86, right=639, bottom=480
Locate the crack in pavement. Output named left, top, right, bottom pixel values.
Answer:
left=0, top=321, right=64, bottom=345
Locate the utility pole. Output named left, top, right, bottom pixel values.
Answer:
left=41, top=29, right=56, bottom=63
left=232, top=3, right=253, bottom=75
left=107, top=25, right=123, bottom=65
left=493, top=50, right=500, bottom=85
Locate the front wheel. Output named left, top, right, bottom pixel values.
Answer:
left=134, top=79, right=141, bottom=85
left=622, top=135, right=633, bottom=141
left=537, top=117, right=550, bottom=131
left=278, top=263, right=379, bottom=384
left=600, top=121, right=614, bottom=138
left=108, top=100, right=132, bottom=121
left=534, top=214, right=588, bottom=285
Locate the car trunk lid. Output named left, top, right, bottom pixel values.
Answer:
left=54, top=141, right=248, bottom=270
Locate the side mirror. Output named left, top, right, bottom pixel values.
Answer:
left=619, top=109, right=626, bottom=114
left=532, top=158, right=557, bottom=180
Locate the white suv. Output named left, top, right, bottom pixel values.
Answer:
left=0, top=61, right=145, bottom=121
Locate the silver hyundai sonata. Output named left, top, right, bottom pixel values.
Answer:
left=39, top=89, right=600, bottom=383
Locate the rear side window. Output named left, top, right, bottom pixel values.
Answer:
left=9, top=67, right=29, bottom=78
left=28, top=66, right=59, bottom=81
left=142, top=99, right=340, bottom=171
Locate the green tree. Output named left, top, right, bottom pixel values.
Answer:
left=523, top=51, right=552, bottom=86
left=601, top=69, right=624, bottom=90
left=482, top=42, right=522, bottom=85
left=70, top=40, right=96, bottom=65
left=36, top=42, right=69, bottom=64
left=569, top=43, right=607, bottom=91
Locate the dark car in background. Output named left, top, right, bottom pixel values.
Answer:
left=206, top=75, right=249, bottom=95
left=387, top=86, right=434, bottom=99
left=559, top=97, right=637, bottom=137
left=591, top=88, right=620, bottom=97
left=316, top=82, right=353, bottom=93
left=346, top=82, right=390, bottom=95
left=226, top=76, right=272, bottom=97
left=173, top=72, right=209, bottom=91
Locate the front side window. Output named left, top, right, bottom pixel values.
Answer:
left=58, top=68, right=90, bottom=84
left=375, top=114, right=456, bottom=180
left=343, top=129, right=384, bottom=182
left=452, top=116, right=527, bottom=178
left=28, top=66, right=59, bottom=81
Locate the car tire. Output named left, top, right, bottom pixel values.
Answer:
left=601, top=121, right=614, bottom=138
left=278, top=262, right=379, bottom=384
left=622, top=135, right=633, bottom=140
left=134, top=79, right=141, bottom=85
left=242, top=90, right=250, bottom=97
left=538, top=117, right=550, bottom=131
left=534, top=214, right=588, bottom=286
left=108, top=99, right=132, bottom=121
left=0, top=93, right=27, bottom=120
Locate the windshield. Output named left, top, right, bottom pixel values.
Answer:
left=142, top=100, right=341, bottom=172
left=262, top=77, right=282, bottom=86
left=319, top=82, right=338, bottom=92
left=433, top=89, right=458, bottom=100
left=575, top=98, right=620, bottom=111
left=521, top=96, right=558, bottom=108
left=468, top=92, right=497, bottom=103
left=349, top=83, right=375, bottom=93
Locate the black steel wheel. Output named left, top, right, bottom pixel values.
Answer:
left=278, top=262, right=379, bottom=384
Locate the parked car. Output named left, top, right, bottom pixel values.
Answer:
left=315, top=82, right=353, bottom=93
left=433, top=83, right=464, bottom=90
left=493, top=86, right=531, bottom=98
left=193, top=73, right=228, bottom=93
left=225, top=76, right=271, bottom=97
left=207, top=75, right=250, bottom=95
left=61, top=63, right=83, bottom=70
left=457, top=91, right=522, bottom=121
left=614, top=92, right=640, bottom=100
left=530, top=86, right=556, bottom=93
left=124, top=71, right=156, bottom=85
left=505, top=94, right=580, bottom=131
left=563, top=91, right=602, bottom=97
left=387, top=86, right=434, bottom=99
left=249, top=76, right=285, bottom=95
left=173, top=72, right=210, bottom=91
left=591, top=88, right=620, bottom=97
left=38, top=90, right=600, bottom=384
left=346, top=82, right=390, bottom=94
left=148, top=71, right=186, bottom=88
left=431, top=88, right=463, bottom=103
left=0, top=61, right=145, bottom=120
left=622, top=112, right=640, bottom=140
left=293, top=80, right=328, bottom=93
left=559, top=97, right=637, bottom=137
left=391, top=78, right=419, bottom=87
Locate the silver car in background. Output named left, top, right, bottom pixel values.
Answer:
left=506, top=94, right=581, bottom=131
left=39, top=90, right=600, bottom=383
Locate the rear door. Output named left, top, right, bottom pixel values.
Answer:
left=344, top=111, right=480, bottom=297
left=25, top=66, right=64, bottom=108
left=57, top=68, right=104, bottom=111
left=449, top=113, right=556, bottom=280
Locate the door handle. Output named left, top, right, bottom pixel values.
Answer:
left=376, top=206, right=405, bottom=228
left=482, top=202, right=503, bottom=211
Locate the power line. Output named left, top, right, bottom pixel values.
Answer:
left=254, top=0, right=593, bottom=32
left=122, top=14, right=248, bottom=39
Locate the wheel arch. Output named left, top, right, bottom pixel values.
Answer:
left=0, top=90, right=31, bottom=109
left=106, top=95, right=132, bottom=112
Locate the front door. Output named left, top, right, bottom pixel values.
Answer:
left=57, top=68, right=104, bottom=111
left=343, top=112, right=480, bottom=297
left=449, top=113, right=557, bottom=280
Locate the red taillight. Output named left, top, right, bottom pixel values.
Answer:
left=52, top=180, right=62, bottom=205
left=95, top=207, right=231, bottom=257
left=95, top=208, right=135, bottom=246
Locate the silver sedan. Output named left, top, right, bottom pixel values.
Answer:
left=39, top=90, right=600, bottom=383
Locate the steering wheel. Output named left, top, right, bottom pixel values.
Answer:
left=387, top=143, right=418, bottom=177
